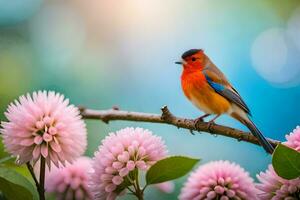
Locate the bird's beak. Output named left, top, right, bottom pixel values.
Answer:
left=175, top=61, right=183, bottom=65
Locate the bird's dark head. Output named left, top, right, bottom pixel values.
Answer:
left=175, top=49, right=206, bottom=70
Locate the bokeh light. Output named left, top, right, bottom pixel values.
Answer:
left=287, top=6, right=300, bottom=52
left=251, top=28, right=289, bottom=84
left=29, top=2, right=86, bottom=69
left=251, top=10, right=300, bottom=87
left=0, top=0, right=43, bottom=26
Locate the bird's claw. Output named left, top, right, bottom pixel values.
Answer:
left=194, top=118, right=204, bottom=129
left=194, top=117, right=204, bottom=124
left=194, top=114, right=210, bottom=124
left=208, top=119, right=215, bottom=125
left=189, top=129, right=195, bottom=135
left=207, top=120, right=215, bottom=131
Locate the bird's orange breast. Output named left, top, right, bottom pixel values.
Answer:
left=181, top=71, right=231, bottom=114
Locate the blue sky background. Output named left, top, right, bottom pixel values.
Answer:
left=1, top=0, right=300, bottom=199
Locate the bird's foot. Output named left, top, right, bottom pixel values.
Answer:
left=194, top=114, right=210, bottom=124
left=207, top=120, right=215, bottom=126
left=194, top=114, right=210, bottom=130
left=206, top=120, right=216, bottom=132
left=207, top=115, right=220, bottom=131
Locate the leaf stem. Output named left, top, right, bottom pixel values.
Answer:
left=141, top=184, right=148, bottom=193
left=126, top=186, right=135, bottom=194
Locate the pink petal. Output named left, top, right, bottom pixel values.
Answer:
left=34, top=135, right=43, bottom=145
left=126, top=160, right=135, bottom=171
left=128, top=146, right=135, bottom=156
left=43, top=116, right=53, bottom=126
left=48, top=127, right=57, bottom=135
left=35, top=121, right=44, bottom=129
left=20, top=138, right=34, bottom=146
left=136, top=160, right=147, bottom=170
left=119, top=167, right=129, bottom=177
left=105, top=184, right=116, bottom=193
left=112, top=161, right=123, bottom=170
left=43, top=133, right=52, bottom=142
left=117, top=152, right=129, bottom=163
left=226, top=189, right=235, bottom=197
left=41, top=144, right=48, bottom=158
left=101, top=174, right=113, bottom=182
left=112, top=176, right=123, bottom=185
left=220, top=196, right=229, bottom=200
left=207, top=191, right=216, bottom=199
left=105, top=167, right=116, bottom=174
left=55, top=122, right=65, bottom=130
left=214, top=185, right=225, bottom=194
left=49, top=140, right=62, bottom=153
left=33, top=145, right=41, bottom=159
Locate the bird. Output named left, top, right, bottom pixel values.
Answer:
left=175, top=49, right=274, bottom=154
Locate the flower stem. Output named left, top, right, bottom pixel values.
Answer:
left=26, top=163, right=40, bottom=195
left=39, top=157, right=46, bottom=200
left=133, top=170, right=144, bottom=200
left=135, top=190, right=144, bottom=200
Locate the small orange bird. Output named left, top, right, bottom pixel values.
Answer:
left=176, top=49, right=274, bottom=154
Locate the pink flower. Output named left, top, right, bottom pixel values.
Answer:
left=256, top=165, right=300, bottom=199
left=155, top=181, right=175, bottom=194
left=90, top=127, right=167, bottom=200
left=179, top=160, right=257, bottom=200
left=0, top=91, right=87, bottom=167
left=256, top=127, right=300, bottom=200
left=46, top=157, right=93, bottom=200
left=285, top=126, right=300, bottom=151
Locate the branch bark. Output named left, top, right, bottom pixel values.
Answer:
left=79, top=106, right=280, bottom=150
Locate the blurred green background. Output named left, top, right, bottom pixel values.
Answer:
left=1, top=0, right=300, bottom=199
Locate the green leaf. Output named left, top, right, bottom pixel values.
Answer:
left=272, top=144, right=300, bottom=180
left=0, top=156, right=14, bottom=164
left=0, top=167, right=38, bottom=200
left=146, top=156, right=200, bottom=185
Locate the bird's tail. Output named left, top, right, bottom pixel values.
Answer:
left=243, top=118, right=274, bottom=154
left=231, top=113, right=274, bottom=154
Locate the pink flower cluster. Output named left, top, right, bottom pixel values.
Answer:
left=285, top=126, right=300, bottom=151
left=256, top=126, right=300, bottom=199
left=256, top=165, right=300, bottom=199
left=90, top=127, right=167, bottom=200
left=179, top=160, right=257, bottom=200
left=0, top=91, right=87, bottom=167
left=46, top=157, right=93, bottom=200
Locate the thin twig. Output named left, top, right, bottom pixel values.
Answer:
left=80, top=106, right=280, bottom=152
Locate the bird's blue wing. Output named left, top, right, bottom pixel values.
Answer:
left=204, top=72, right=251, bottom=115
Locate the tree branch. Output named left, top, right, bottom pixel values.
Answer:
left=79, top=106, right=280, bottom=152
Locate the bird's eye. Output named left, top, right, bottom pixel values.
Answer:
left=191, top=57, right=196, bottom=61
